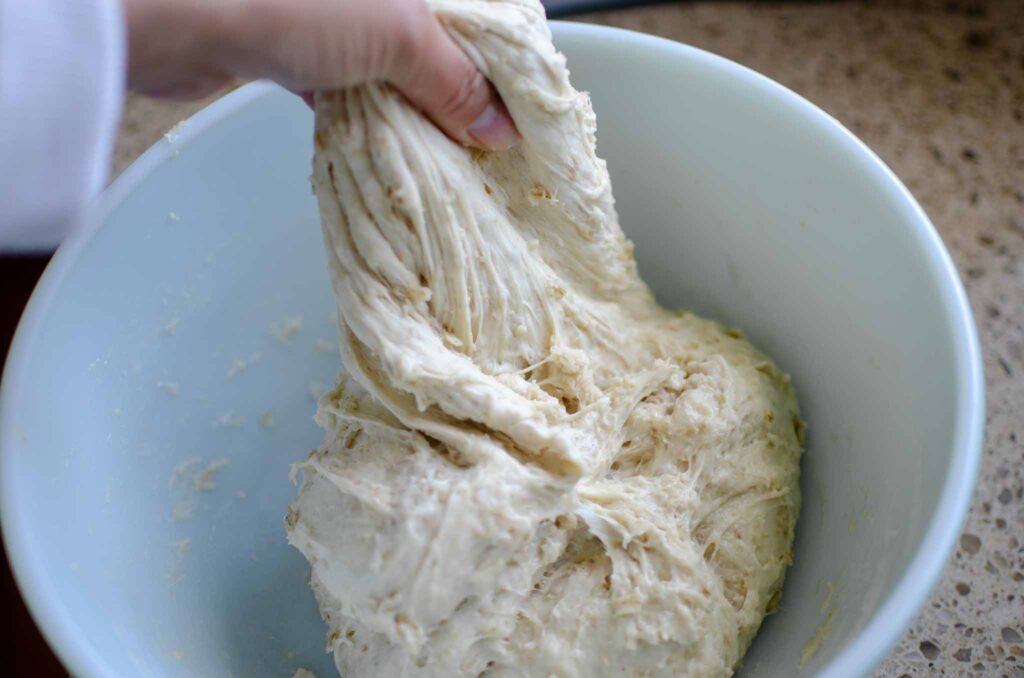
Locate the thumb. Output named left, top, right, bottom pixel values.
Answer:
left=388, top=13, right=518, bottom=151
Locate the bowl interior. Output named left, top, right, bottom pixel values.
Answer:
left=1, top=23, right=979, bottom=678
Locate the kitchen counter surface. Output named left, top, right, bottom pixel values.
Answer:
left=99, top=0, right=1024, bottom=675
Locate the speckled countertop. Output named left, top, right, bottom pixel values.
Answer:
left=112, top=1, right=1023, bottom=675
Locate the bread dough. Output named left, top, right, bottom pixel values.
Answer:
left=286, top=1, right=804, bottom=675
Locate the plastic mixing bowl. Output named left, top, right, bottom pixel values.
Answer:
left=0, top=22, right=983, bottom=678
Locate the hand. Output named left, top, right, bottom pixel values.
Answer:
left=122, top=0, right=518, bottom=150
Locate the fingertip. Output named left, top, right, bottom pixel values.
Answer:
left=388, top=13, right=517, bottom=151
left=467, top=97, right=519, bottom=151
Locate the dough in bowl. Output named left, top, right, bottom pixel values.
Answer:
left=287, top=0, right=804, bottom=675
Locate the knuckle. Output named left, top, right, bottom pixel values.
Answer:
left=439, top=65, right=485, bottom=122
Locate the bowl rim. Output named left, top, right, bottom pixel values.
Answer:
left=0, top=21, right=983, bottom=678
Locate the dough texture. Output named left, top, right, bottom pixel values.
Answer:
left=287, top=1, right=804, bottom=675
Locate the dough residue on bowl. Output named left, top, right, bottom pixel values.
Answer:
left=286, top=0, right=804, bottom=676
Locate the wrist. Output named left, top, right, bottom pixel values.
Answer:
left=198, top=0, right=283, bottom=83
left=123, top=0, right=240, bottom=98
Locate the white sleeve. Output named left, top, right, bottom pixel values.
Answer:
left=0, top=0, right=125, bottom=251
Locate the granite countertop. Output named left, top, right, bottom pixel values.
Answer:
left=112, top=1, right=1022, bottom=675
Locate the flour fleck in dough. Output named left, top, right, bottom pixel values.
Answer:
left=226, top=353, right=260, bottom=378
left=172, top=538, right=190, bottom=562
left=287, top=1, right=803, bottom=676
left=191, top=459, right=228, bottom=492
left=157, top=381, right=180, bottom=397
left=172, top=499, right=194, bottom=522
left=273, top=316, right=304, bottom=342
left=213, top=412, right=245, bottom=429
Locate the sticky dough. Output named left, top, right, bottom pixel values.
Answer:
left=286, top=1, right=804, bottom=675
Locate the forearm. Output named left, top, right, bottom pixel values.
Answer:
left=122, top=0, right=242, bottom=98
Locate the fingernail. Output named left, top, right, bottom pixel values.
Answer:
left=467, top=101, right=519, bottom=151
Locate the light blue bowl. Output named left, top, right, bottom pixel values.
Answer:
left=1, top=23, right=983, bottom=678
